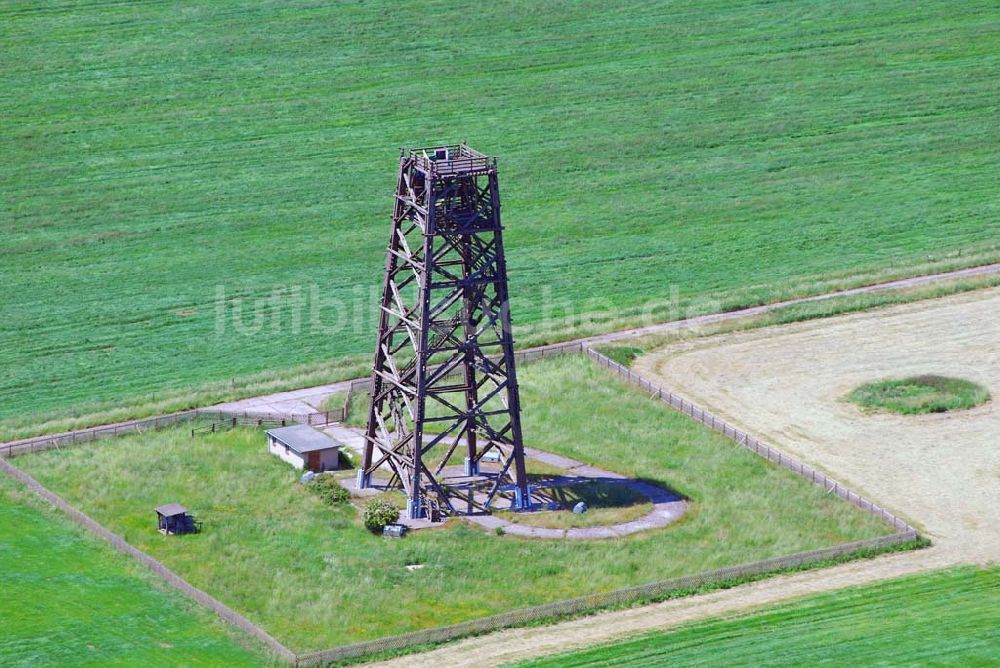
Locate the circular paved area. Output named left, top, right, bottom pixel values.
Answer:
left=335, top=424, right=688, bottom=539
left=465, top=446, right=686, bottom=539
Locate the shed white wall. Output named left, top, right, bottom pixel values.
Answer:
left=268, top=436, right=306, bottom=470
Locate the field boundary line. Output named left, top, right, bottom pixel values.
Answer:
left=578, top=260, right=1000, bottom=345
left=0, top=457, right=298, bottom=664
left=0, top=340, right=921, bottom=666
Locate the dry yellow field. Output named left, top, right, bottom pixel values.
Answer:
left=636, top=287, right=1000, bottom=564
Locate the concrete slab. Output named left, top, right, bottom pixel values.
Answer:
left=504, top=524, right=566, bottom=539
left=565, top=526, right=622, bottom=540
left=523, top=448, right=586, bottom=471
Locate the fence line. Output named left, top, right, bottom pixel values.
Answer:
left=581, top=345, right=918, bottom=534
left=290, top=343, right=920, bottom=663
left=2, top=444, right=915, bottom=667
left=0, top=458, right=297, bottom=665
left=1, top=407, right=340, bottom=459
left=189, top=413, right=313, bottom=437
left=334, top=339, right=913, bottom=531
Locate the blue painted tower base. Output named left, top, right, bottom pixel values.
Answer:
left=513, top=485, right=531, bottom=511
left=406, top=498, right=424, bottom=520
left=464, top=457, right=479, bottom=476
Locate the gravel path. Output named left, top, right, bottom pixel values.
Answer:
left=372, top=549, right=950, bottom=668
left=466, top=447, right=687, bottom=539
left=212, top=380, right=353, bottom=417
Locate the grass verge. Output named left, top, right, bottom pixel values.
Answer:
left=325, top=536, right=925, bottom=666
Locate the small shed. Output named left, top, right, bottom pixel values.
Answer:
left=155, top=503, right=200, bottom=535
left=266, top=424, right=341, bottom=472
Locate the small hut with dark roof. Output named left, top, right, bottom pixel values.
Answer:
left=155, top=503, right=200, bottom=535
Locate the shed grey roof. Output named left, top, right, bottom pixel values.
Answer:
left=266, top=424, right=341, bottom=454
left=155, top=503, right=187, bottom=517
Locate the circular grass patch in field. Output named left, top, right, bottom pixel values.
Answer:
left=848, top=375, right=990, bottom=415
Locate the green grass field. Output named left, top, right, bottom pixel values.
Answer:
left=0, top=475, right=266, bottom=667
left=3, top=0, right=998, bottom=436
left=16, top=355, right=891, bottom=652
left=521, top=567, right=1000, bottom=667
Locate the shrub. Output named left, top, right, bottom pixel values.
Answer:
left=308, top=475, right=351, bottom=506
left=337, top=449, right=355, bottom=470
left=363, top=499, right=400, bottom=533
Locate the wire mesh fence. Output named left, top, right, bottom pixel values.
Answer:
left=188, top=413, right=309, bottom=437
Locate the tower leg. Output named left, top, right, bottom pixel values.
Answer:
left=513, top=485, right=531, bottom=510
